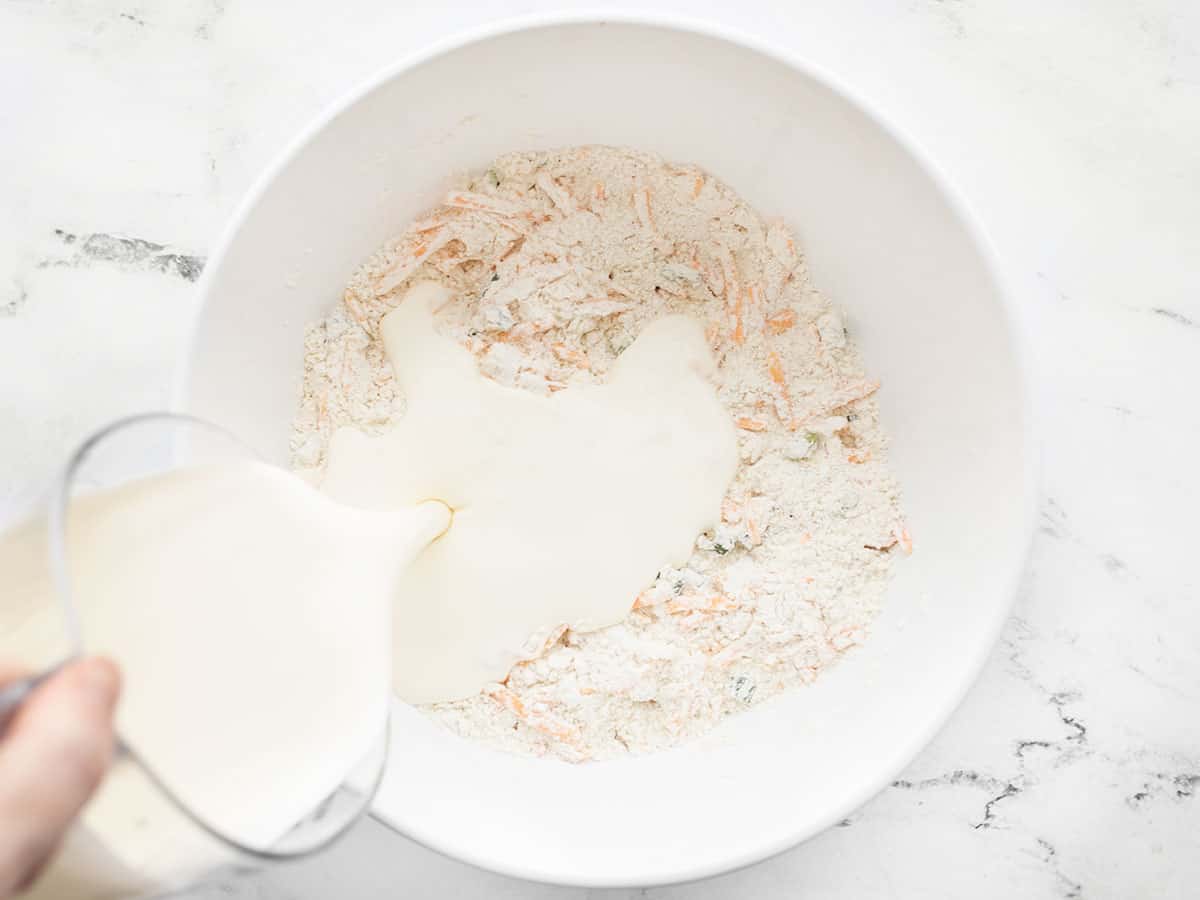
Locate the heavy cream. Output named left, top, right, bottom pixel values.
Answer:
left=323, top=282, right=738, bottom=703
left=1, top=278, right=735, bottom=895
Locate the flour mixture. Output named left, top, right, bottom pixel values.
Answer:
left=290, top=146, right=907, bottom=762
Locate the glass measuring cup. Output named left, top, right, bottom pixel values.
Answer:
left=1, top=414, right=389, bottom=898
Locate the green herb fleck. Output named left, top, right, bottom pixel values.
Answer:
left=730, top=675, right=756, bottom=703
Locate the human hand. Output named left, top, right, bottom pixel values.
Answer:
left=0, top=659, right=120, bottom=897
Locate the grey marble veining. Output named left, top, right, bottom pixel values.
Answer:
left=42, top=230, right=205, bottom=283
left=1, top=1, right=1196, bottom=897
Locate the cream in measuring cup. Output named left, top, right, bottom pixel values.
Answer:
left=0, top=460, right=449, bottom=897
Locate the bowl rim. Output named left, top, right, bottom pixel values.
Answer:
left=176, top=9, right=1040, bottom=888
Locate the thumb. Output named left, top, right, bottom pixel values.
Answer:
left=0, top=657, right=120, bottom=896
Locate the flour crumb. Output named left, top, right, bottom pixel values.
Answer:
left=290, top=145, right=905, bottom=762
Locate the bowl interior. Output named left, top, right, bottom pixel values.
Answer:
left=181, top=19, right=1031, bottom=886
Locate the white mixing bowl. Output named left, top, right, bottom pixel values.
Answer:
left=179, top=14, right=1035, bottom=887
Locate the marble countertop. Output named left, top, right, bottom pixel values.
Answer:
left=2, top=1, right=1197, bottom=897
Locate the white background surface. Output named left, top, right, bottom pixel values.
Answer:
left=1, top=1, right=1197, bottom=898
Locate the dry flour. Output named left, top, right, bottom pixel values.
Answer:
left=290, top=146, right=907, bottom=762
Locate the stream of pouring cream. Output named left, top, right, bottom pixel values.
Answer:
left=0, top=463, right=449, bottom=897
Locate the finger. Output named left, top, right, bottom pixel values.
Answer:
left=0, top=657, right=120, bottom=896
left=0, top=666, right=30, bottom=687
